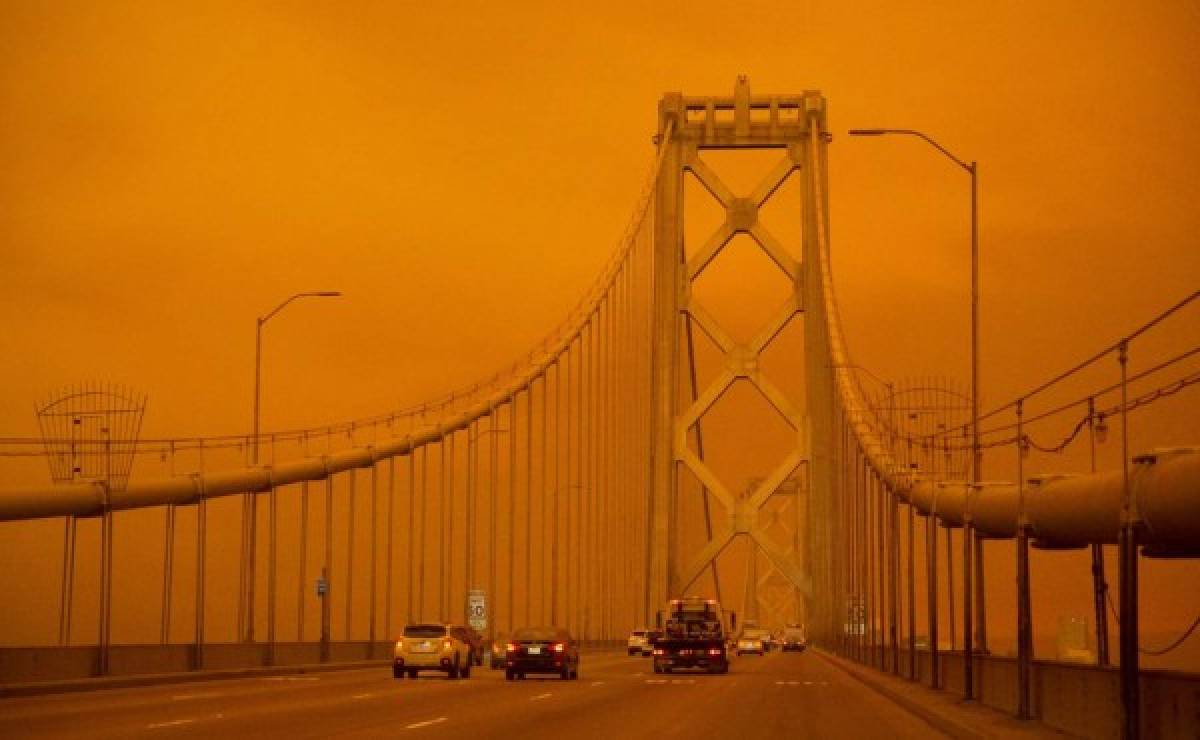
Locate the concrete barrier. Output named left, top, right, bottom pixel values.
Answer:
left=0, top=646, right=97, bottom=683
left=830, top=645, right=1200, bottom=738
left=0, top=641, right=391, bottom=685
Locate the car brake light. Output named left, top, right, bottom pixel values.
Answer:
left=506, top=642, right=518, bottom=652
left=443, top=638, right=452, bottom=650
left=552, top=642, right=565, bottom=653
left=708, top=648, right=722, bottom=656
left=653, top=648, right=664, bottom=655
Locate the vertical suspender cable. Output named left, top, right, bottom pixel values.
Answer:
left=508, top=400, right=517, bottom=635
left=194, top=490, right=207, bottom=669
left=369, top=462, right=378, bottom=650
left=386, top=456, right=395, bottom=642
left=525, top=386, right=533, bottom=627
left=346, top=469, right=356, bottom=639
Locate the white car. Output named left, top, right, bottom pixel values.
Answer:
left=393, top=623, right=474, bottom=679
left=736, top=628, right=771, bottom=656
left=627, top=629, right=650, bottom=656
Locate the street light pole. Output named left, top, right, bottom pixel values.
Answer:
left=252, top=291, right=343, bottom=465
left=849, top=128, right=981, bottom=699
left=243, top=290, right=341, bottom=643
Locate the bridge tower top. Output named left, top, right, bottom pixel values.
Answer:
left=658, top=76, right=827, bottom=149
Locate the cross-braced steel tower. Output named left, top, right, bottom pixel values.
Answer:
left=646, top=78, right=836, bottom=632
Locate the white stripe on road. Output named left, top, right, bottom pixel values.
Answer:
left=172, top=692, right=226, bottom=701
left=531, top=692, right=553, bottom=701
left=405, top=717, right=448, bottom=730
left=645, top=679, right=667, bottom=684
left=147, top=719, right=196, bottom=729
left=261, top=676, right=319, bottom=682
left=591, top=681, right=605, bottom=686
left=353, top=693, right=374, bottom=699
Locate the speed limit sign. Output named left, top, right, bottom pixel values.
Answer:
left=467, top=589, right=487, bottom=631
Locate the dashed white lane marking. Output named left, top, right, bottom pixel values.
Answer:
left=353, top=693, right=374, bottom=699
left=172, top=692, right=225, bottom=701
left=645, top=679, right=667, bottom=684
left=591, top=681, right=605, bottom=686
left=261, top=676, right=319, bottom=682
left=530, top=692, right=553, bottom=701
left=405, top=717, right=448, bottom=730
left=147, top=719, right=196, bottom=729
left=670, top=679, right=695, bottom=684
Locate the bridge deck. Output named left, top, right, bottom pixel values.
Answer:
left=0, top=649, right=1070, bottom=739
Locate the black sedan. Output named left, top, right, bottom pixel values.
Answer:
left=504, top=626, right=580, bottom=680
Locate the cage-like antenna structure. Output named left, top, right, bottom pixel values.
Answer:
left=864, top=376, right=971, bottom=481
left=36, top=382, right=148, bottom=491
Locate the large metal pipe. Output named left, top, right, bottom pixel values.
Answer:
left=900, top=448, right=1200, bottom=550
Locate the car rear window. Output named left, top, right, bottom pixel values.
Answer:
left=513, top=627, right=559, bottom=641
left=632, top=630, right=646, bottom=637
left=403, top=624, right=446, bottom=638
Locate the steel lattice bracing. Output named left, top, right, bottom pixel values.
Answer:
left=647, top=79, right=832, bottom=629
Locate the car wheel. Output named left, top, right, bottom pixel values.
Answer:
left=505, top=669, right=514, bottom=681
left=448, top=657, right=460, bottom=680
left=518, top=672, right=526, bottom=680
left=652, top=664, right=661, bottom=674
left=393, top=666, right=403, bottom=679
left=560, top=666, right=570, bottom=681
left=407, top=669, right=418, bottom=679
left=461, top=658, right=472, bottom=679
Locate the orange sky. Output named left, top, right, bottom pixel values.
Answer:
left=1, top=1, right=1198, bottom=662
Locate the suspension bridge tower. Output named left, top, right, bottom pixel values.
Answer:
left=646, top=78, right=837, bottom=634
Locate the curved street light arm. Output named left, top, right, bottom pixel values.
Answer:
left=260, top=291, right=343, bottom=325
left=848, top=129, right=973, bottom=174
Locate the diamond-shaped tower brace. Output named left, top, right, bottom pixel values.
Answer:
left=646, top=78, right=836, bottom=631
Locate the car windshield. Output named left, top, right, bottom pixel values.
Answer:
left=513, top=627, right=562, bottom=642
left=403, top=624, right=446, bottom=638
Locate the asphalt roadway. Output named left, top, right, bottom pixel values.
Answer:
left=0, top=649, right=944, bottom=739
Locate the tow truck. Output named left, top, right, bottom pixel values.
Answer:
left=651, top=597, right=735, bottom=674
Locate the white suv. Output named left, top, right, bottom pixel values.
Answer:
left=394, top=623, right=474, bottom=679
left=627, top=629, right=649, bottom=656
